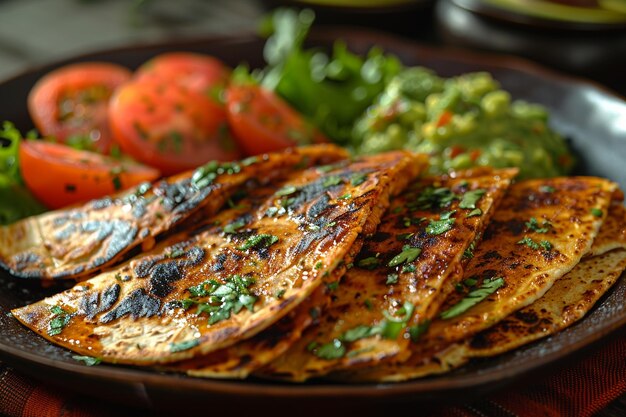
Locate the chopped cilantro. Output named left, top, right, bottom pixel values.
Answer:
left=185, top=275, right=258, bottom=325
left=386, top=273, right=399, bottom=285
left=411, top=186, right=457, bottom=211
left=402, top=264, right=416, bottom=273
left=408, top=320, right=430, bottom=342
left=591, top=208, right=603, bottom=217
left=276, top=185, right=298, bottom=197
left=426, top=212, right=456, bottom=235
left=517, top=236, right=552, bottom=252
left=275, top=289, right=286, bottom=299
left=313, top=339, right=345, bottom=360
left=350, top=173, right=367, bottom=186
left=459, top=189, right=486, bottom=210
left=440, top=277, right=505, bottom=319
left=238, top=234, right=279, bottom=251
left=72, top=355, right=102, bottom=366
left=539, top=185, right=555, bottom=193
left=240, top=156, right=259, bottom=166
left=315, top=261, right=323, bottom=270
left=526, top=217, right=551, bottom=233
left=388, top=245, right=421, bottom=267
left=326, top=281, right=339, bottom=291
left=364, top=299, right=373, bottom=310
left=357, top=256, right=380, bottom=270
left=170, top=338, right=200, bottom=353
left=323, top=175, right=342, bottom=188
left=223, top=219, right=246, bottom=234
left=338, top=193, right=352, bottom=200
left=466, top=208, right=482, bottom=218
left=48, top=305, right=71, bottom=336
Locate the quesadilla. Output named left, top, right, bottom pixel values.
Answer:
left=12, top=151, right=426, bottom=365
left=0, top=145, right=348, bottom=280
left=349, top=176, right=618, bottom=381
left=260, top=168, right=517, bottom=381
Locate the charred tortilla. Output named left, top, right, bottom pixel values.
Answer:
left=12, top=151, right=426, bottom=365
left=348, top=177, right=618, bottom=382
left=260, top=169, right=517, bottom=381
left=0, top=145, right=348, bottom=280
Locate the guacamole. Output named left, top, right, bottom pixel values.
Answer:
left=353, top=68, right=574, bottom=179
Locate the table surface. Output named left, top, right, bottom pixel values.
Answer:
left=0, top=1, right=624, bottom=415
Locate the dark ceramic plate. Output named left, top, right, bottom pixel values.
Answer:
left=1, top=29, right=626, bottom=414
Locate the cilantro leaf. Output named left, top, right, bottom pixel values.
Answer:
left=388, top=245, right=421, bottom=267
left=440, top=277, right=504, bottom=319
left=459, top=189, right=485, bottom=210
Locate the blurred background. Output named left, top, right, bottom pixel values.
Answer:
left=0, top=0, right=625, bottom=95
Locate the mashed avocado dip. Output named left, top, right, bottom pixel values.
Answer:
left=353, top=68, right=574, bottom=179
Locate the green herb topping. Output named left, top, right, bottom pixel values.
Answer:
left=591, top=208, right=603, bottom=217
left=170, top=338, right=200, bottom=353
left=440, top=277, right=504, bottom=319
left=388, top=245, right=421, bottom=267
left=48, top=305, right=71, bottom=336
left=223, top=219, right=246, bottom=234
left=526, top=217, right=551, bottom=233
left=357, top=256, right=380, bottom=270
left=459, top=189, right=486, bottom=209
left=350, top=173, right=368, bottom=186
left=238, top=234, right=279, bottom=251
left=72, top=355, right=102, bottom=366
left=426, top=211, right=456, bottom=235
left=517, top=236, right=553, bottom=252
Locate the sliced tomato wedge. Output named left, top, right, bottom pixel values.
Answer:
left=27, top=62, right=132, bottom=154
left=226, top=83, right=328, bottom=156
left=19, top=141, right=160, bottom=209
left=134, top=52, right=230, bottom=103
left=109, top=79, right=241, bottom=175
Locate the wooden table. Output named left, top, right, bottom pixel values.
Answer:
left=0, top=0, right=624, bottom=415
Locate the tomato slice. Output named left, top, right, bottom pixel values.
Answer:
left=19, top=141, right=160, bottom=209
left=27, top=62, right=132, bottom=154
left=226, top=84, right=328, bottom=156
left=109, top=79, right=241, bottom=175
left=134, top=52, right=230, bottom=103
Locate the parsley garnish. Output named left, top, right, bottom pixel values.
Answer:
left=48, top=305, right=71, bottom=336
left=539, top=185, right=555, bottom=193
left=440, top=277, right=505, bottom=319
left=402, top=264, right=416, bottom=273
left=223, top=219, right=246, bottom=234
left=426, top=211, right=456, bottom=235
left=240, top=156, right=259, bottom=166
left=189, top=275, right=258, bottom=325
left=408, top=320, right=430, bottom=342
left=466, top=208, right=482, bottom=218
left=388, top=245, right=421, bottom=267
left=357, top=257, right=380, bottom=270
left=313, top=339, right=346, bottom=360
left=237, top=234, right=279, bottom=251
left=411, top=186, right=457, bottom=210
left=518, top=236, right=552, bottom=252
left=338, top=193, right=352, bottom=200
left=350, top=173, right=367, bottom=186
left=323, top=175, right=342, bottom=188
left=275, top=185, right=298, bottom=197
left=72, top=355, right=102, bottom=366
left=459, top=189, right=486, bottom=209
left=591, top=208, right=603, bottom=217
left=170, top=338, right=200, bottom=353
left=526, top=217, right=551, bottom=233
left=192, top=160, right=241, bottom=188
left=386, top=273, right=399, bottom=285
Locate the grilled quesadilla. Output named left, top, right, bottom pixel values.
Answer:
left=0, top=145, right=348, bottom=280
left=12, top=151, right=426, bottom=365
left=260, top=169, right=517, bottom=381
left=348, top=176, right=618, bottom=381
left=386, top=212, right=626, bottom=378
